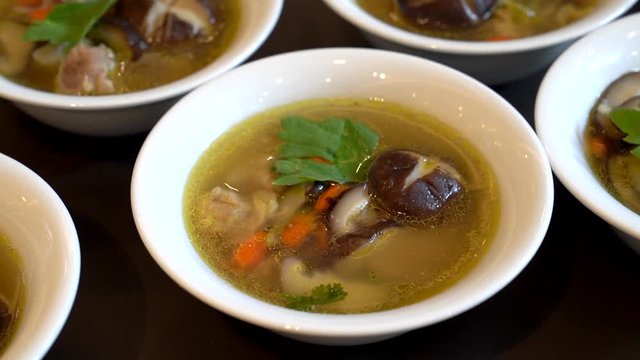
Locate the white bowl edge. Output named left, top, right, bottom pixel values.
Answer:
left=132, top=48, right=554, bottom=344
left=0, top=153, right=81, bottom=359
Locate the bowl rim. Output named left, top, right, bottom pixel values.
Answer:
left=131, top=47, right=554, bottom=340
left=0, top=152, right=81, bottom=359
left=322, top=0, right=637, bottom=55
left=535, top=12, right=640, bottom=241
left=0, top=0, right=284, bottom=110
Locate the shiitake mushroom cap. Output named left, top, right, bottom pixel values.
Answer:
left=367, top=149, right=463, bottom=219
left=594, top=72, right=640, bottom=141
left=395, top=0, right=498, bottom=29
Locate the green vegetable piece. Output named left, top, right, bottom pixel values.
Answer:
left=610, top=108, right=640, bottom=158
left=274, top=159, right=346, bottom=185
left=24, top=0, right=117, bottom=49
left=334, top=119, right=379, bottom=182
left=282, top=283, right=348, bottom=311
left=273, top=117, right=379, bottom=185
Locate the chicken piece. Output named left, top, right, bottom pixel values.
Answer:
left=55, top=43, right=116, bottom=95
left=195, top=186, right=279, bottom=240
left=196, top=186, right=253, bottom=237
left=117, top=0, right=215, bottom=44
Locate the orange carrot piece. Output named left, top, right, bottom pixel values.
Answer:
left=590, top=136, right=608, bottom=158
left=282, top=213, right=316, bottom=248
left=232, top=231, right=268, bottom=270
left=30, top=5, right=53, bottom=21
left=314, top=184, right=348, bottom=213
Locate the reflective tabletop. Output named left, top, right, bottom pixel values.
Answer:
left=1, top=1, right=639, bottom=358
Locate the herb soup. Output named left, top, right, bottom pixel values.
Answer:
left=1, top=0, right=239, bottom=95
left=584, top=72, right=640, bottom=214
left=0, top=233, right=24, bottom=354
left=184, top=98, right=500, bottom=313
left=358, top=0, right=597, bottom=41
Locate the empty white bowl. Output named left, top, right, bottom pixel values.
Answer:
left=0, top=153, right=80, bottom=359
left=536, top=12, right=640, bottom=253
left=323, top=0, right=636, bottom=85
left=0, top=0, right=283, bottom=136
left=131, top=48, right=553, bottom=345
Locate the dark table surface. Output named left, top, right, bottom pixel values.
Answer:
left=2, top=1, right=640, bottom=359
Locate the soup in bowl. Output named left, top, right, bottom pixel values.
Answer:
left=536, top=12, right=640, bottom=253
left=0, top=153, right=80, bottom=359
left=131, top=48, right=554, bottom=345
left=322, top=0, right=636, bottom=84
left=183, top=97, right=501, bottom=313
left=1, top=0, right=240, bottom=95
left=0, top=232, right=24, bottom=355
left=357, top=0, right=598, bottom=42
left=0, top=0, right=283, bottom=136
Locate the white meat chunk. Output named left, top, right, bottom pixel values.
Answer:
left=55, top=43, right=116, bottom=95
left=197, top=186, right=252, bottom=236
left=195, top=186, right=278, bottom=240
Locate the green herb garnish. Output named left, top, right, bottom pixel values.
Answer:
left=282, top=283, right=348, bottom=311
left=273, top=117, right=379, bottom=185
left=610, top=108, right=640, bottom=158
left=24, top=0, right=117, bottom=49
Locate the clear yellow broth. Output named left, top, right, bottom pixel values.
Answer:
left=357, top=0, right=597, bottom=41
left=0, top=232, right=24, bottom=355
left=3, top=0, right=240, bottom=94
left=183, top=98, right=501, bottom=313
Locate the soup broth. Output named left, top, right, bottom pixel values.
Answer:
left=184, top=98, right=500, bottom=313
left=0, top=233, right=24, bottom=354
left=357, top=0, right=597, bottom=41
left=584, top=72, right=640, bottom=214
left=1, top=0, right=239, bottom=94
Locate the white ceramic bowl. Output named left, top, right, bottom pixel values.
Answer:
left=131, top=48, right=554, bottom=345
left=0, top=153, right=80, bottom=359
left=536, top=13, right=640, bottom=253
left=0, top=0, right=283, bottom=137
left=323, top=0, right=636, bottom=85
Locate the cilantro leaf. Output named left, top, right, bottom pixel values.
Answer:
left=282, top=283, right=347, bottom=311
left=610, top=108, right=640, bottom=159
left=24, top=0, right=117, bottom=49
left=274, top=159, right=346, bottom=184
left=334, top=119, right=379, bottom=181
left=273, top=117, right=379, bottom=185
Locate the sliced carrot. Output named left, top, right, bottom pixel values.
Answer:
left=486, top=35, right=515, bottom=42
left=29, top=5, right=53, bottom=21
left=314, top=184, right=348, bottom=213
left=282, top=213, right=316, bottom=248
left=590, top=136, right=608, bottom=158
left=232, top=231, right=268, bottom=270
